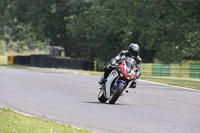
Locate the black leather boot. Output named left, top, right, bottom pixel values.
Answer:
left=129, top=81, right=136, bottom=88
left=98, top=74, right=105, bottom=84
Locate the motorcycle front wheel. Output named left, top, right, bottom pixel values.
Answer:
left=98, top=88, right=107, bottom=103
left=109, top=82, right=124, bottom=104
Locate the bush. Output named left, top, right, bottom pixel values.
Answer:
left=0, top=41, right=5, bottom=55
left=16, top=41, right=28, bottom=53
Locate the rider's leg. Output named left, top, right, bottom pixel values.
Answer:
left=129, top=79, right=137, bottom=88
left=99, top=72, right=106, bottom=84
left=98, top=65, right=113, bottom=84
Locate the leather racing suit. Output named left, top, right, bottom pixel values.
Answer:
left=99, top=50, right=142, bottom=88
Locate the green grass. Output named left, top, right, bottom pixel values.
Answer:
left=0, top=107, right=91, bottom=133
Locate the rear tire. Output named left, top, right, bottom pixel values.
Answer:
left=109, top=82, right=124, bottom=104
left=98, top=89, right=107, bottom=103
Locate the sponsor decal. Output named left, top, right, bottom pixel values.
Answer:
left=112, top=72, right=116, bottom=76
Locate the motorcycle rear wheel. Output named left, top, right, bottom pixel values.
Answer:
left=98, top=88, right=107, bottom=103
left=109, top=82, right=124, bottom=104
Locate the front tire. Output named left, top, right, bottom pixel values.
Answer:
left=98, top=89, right=107, bottom=103
left=109, top=82, right=124, bottom=104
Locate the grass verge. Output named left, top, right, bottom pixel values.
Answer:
left=0, top=107, right=91, bottom=133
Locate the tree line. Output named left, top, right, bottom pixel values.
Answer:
left=0, top=0, right=199, bottom=63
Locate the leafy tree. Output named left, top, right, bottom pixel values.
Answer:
left=1, top=0, right=199, bottom=63
left=0, top=41, right=5, bottom=55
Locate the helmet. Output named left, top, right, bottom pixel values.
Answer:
left=128, top=43, right=140, bottom=57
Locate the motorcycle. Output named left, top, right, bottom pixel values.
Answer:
left=98, top=57, right=138, bottom=104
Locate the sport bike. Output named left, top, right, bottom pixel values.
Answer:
left=98, top=57, right=138, bottom=104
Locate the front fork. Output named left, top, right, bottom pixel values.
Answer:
left=113, top=79, right=127, bottom=92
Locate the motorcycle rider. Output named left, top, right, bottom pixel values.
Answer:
left=98, top=43, right=142, bottom=88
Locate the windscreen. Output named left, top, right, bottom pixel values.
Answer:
left=125, top=57, right=136, bottom=70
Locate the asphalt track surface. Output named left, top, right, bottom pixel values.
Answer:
left=0, top=67, right=200, bottom=133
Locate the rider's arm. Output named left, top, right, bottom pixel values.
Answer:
left=136, top=56, right=142, bottom=78
left=110, top=51, right=126, bottom=66
left=136, top=56, right=142, bottom=70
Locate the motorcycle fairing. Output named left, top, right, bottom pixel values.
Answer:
left=105, top=69, right=118, bottom=99
left=117, top=60, right=137, bottom=80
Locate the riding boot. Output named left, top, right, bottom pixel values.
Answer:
left=98, top=72, right=106, bottom=84
left=98, top=65, right=113, bottom=85
left=129, top=80, right=137, bottom=88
